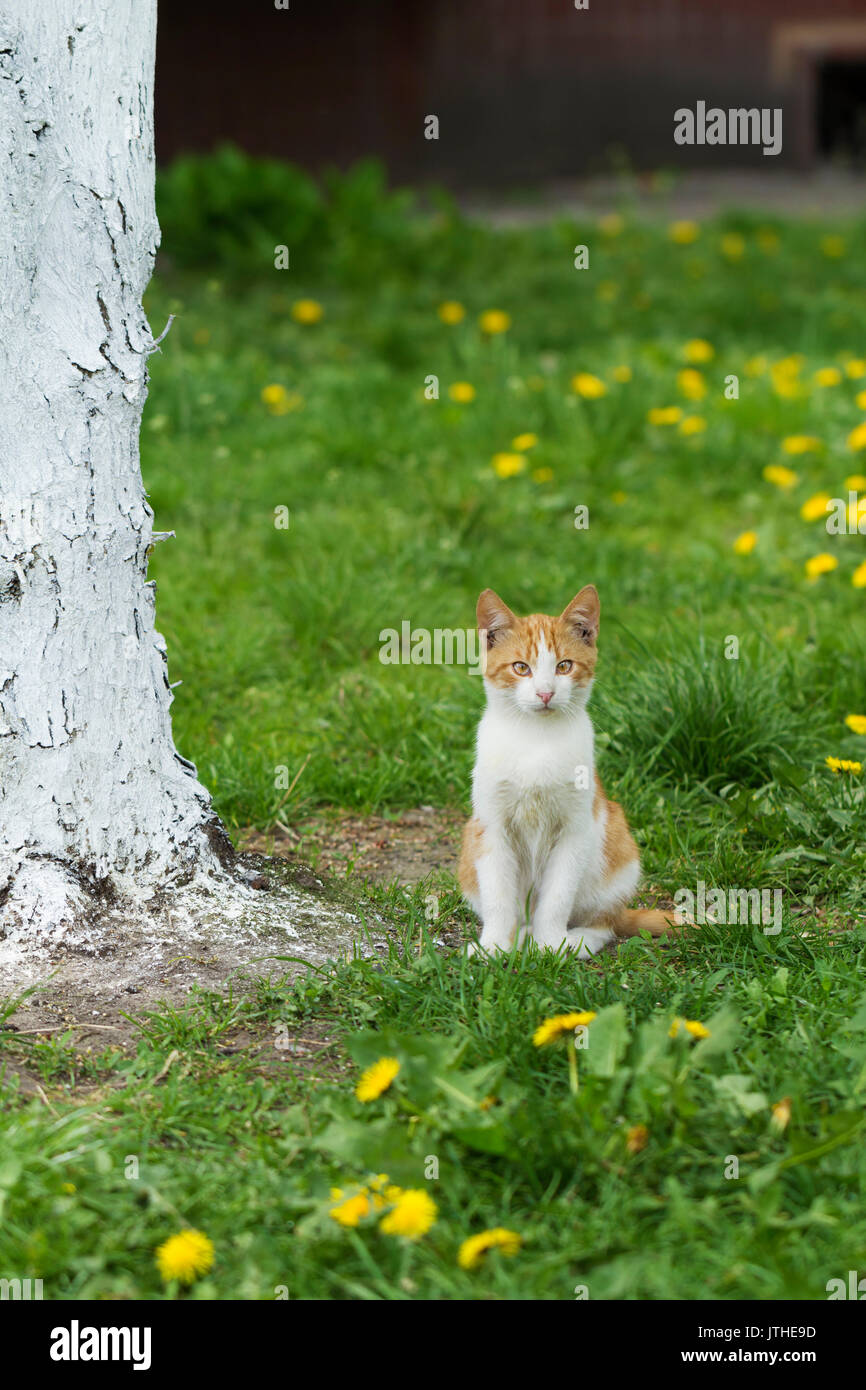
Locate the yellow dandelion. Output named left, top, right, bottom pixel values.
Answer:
left=647, top=406, right=682, bottom=425
left=733, top=530, right=758, bottom=555
left=720, top=232, right=746, bottom=260
left=492, top=452, right=526, bottom=479
left=611, top=364, right=632, bottom=382
left=669, top=220, right=699, bottom=245
left=800, top=493, right=831, bottom=522
left=669, top=1018, right=710, bottom=1040
left=683, top=338, right=714, bottom=363
left=821, top=235, right=846, bottom=259
left=479, top=309, right=510, bottom=335
left=763, top=464, right=798, bottom=490
left=438, top=300, right=465, bottom=324
left=329, top=1192, right=372, bottom=1228
left=261, top=383, right=287, bottom=408
left=814, top=366, right=842, bottom=387
left=846, top=496, right=866, bottom=529
left=155, top=1229, right=215, bottom=1285
left=845, top=359, right=866, bottom=379
left=355, top=1056, right=400, bottom=1102
left=449, top=381, right=476, bottom=403
left=458, top=1227, right=523, bottom=1270
left=857, top=392, right=866, bottom=411
left=771, top=1097, right=792, bottom=1133
left=680, top=415, right=707, bottom=435
left=598, top=212, right=624, bottom=236
left=379, top=1189, right=437, bottom=1240
left=845, top=474, right=866, bottom=490
left=61, top=1182, right=76, bottom=1195
left=805, top=552, right=838, bottom=579
left=782, top=435, right=821, bottom=455
left=677, top=368, right=707, bottom=401
left=826, top=756, right=862, bottom=774
left=745, top=355, right=768, bottom=377
left=532, top=466, right=554, bottom=483
left=626, top=1124, right=649, bottom=1154
left=611, top=489, right=627, bottom=504
left=848, top=422, right=866, bottom=451
left=291, top=298, right=324, bottom=324
left=532, top=1011, right=596, bottom=1047
left=511, top=432, right=538, bottom=451
left=571, top=372, right=607, bottom=399
left=854, top=560, right=866, bottom=588
left=844, top=714, right=866, bottom=735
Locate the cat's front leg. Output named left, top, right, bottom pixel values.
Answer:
left=472, top=844, right=522, bottom=955
left=530, top=835, right=590, bottom=950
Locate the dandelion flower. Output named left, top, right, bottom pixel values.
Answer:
left=845, top=359, right=866, bottom=380
left=782, top=436, right=821, bottom=455
left=669, top=1018, right=710, bottom=1039
left=261, top=383, right=287, bottom=409
left=733, top=530, right=758, bottom=555
left=669, top=220, right=699, bottom=245
left=511, top=432, right=538, bottom=451
left=532, top=467, right=554, bottom=483
left=847, top=422, right=866, bottom=451
left=647, top=406, right=682, bottom=425
left=800, top=493, right=831, bottom=522
left=814, top=366, right=842, bottom=387
left=291, top=298, right=324, bottom=324
left=449, top=381, right=476, bottom=403
left=598, top=212, right=624, bottom=237
left=854, top=561, right=866, bottom=588
left=492, top=452, right=526, bottom=479
left=458, top=1227, right=523, bottom=1270
left=826, top=756, right=862, bottom=774
left=844, top=714, right=866, bottom=735
left=821, top=235, right=846, bottom=259
left=683, top=339, right=714, bottom=363
left=611, top=364, right=632, bottom=382
left=745, top=355, right=767, bottom=377
left=571, top=372, right=607, bottom=399
left=771, top=1097, right=792, bottom=1132
left=763, top=464, right=798, bottom=490
left=611, top=490, right=627, bottom=504
left=626, top=1124, right=649, bottom=1154
left=355, top=1056, right=400, bottom=1102
left=155, top=1229, right=215, bottom=1284
left=379, top=1189, right=437, bottom=1240
left=805, top=552, right=838, bottom=579
left=479, top=309, right=510, bottom=335
left=857, top=392, right=866, bottom=411
left=677, top=368, right=706, bottom=401
left=845, top=474, right=866, bottom=490
left=680, top=415, right=706, bottom=435
left=720, top=232, right=745, bottom=260
left=438, top=300, right=465, bottom=324
left=329, top=1192, right=372, bottom=1228
left=533, top=1011, right=596, bottom=1047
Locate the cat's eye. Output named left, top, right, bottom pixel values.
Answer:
left=556, top=659, right=573, bottom=673
left=512, top=661, right=531, bottom=676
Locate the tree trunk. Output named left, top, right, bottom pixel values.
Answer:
left=0, top=0, right=221, bottom=942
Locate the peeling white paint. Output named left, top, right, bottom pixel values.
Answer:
left=0, top=1, right=220, bottom=940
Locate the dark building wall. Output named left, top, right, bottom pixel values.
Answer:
left=155, top=0, right=866, bottom=181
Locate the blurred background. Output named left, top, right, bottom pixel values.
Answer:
left=156, top=0, right=866, bottom=186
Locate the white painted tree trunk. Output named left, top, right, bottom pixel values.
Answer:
left=0, top=0, right=221, bottom=943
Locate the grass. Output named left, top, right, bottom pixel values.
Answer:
left=2, top=156, right=866, bottom=1299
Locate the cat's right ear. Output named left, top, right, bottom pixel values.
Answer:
left=477, top=589, right=516, bottom=648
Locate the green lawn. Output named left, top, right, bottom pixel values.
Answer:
left=2, top=156, right=865, bottom=1299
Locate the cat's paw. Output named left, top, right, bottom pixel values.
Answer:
left=566, top=925, right=617, bottom=958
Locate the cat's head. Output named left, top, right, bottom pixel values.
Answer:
left=476, top=586, right=600, bottom=717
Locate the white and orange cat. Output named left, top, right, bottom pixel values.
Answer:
left=458, top=586, right=684, bottom=957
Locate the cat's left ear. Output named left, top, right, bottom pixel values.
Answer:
left=560, top=585, right=600, bottom=646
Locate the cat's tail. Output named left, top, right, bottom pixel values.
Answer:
left=611, top=907, right=693, bottom=939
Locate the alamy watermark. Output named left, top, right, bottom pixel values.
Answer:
left=379, top=623, right=486, bottom=675
left=674, top=102, right=782, bottom=157
left=674, top=880, right=782, bottom=935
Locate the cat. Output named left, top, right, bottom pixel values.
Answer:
left=458, top=585, right=687, bottom=956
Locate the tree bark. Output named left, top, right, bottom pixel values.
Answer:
left=0, top=0, right=220, bottom=940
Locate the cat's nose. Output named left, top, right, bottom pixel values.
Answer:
left=537, top=690, right=553, bottom=705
